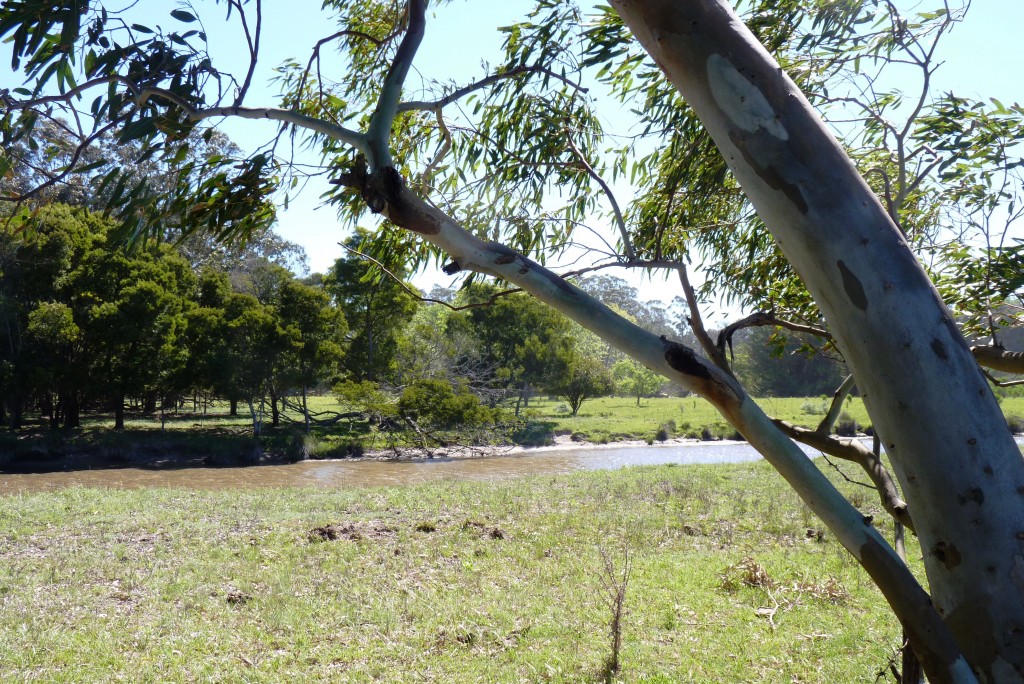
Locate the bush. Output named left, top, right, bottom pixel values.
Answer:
left=511, top=419, right=556, bottom=446
left=800, top=398, right=828, bottom=415
left=1008, top=414, right=1024, bottom=435
left=655, top=420, right=676, bottom=442
left=397, top=378, right=495, bottom=429
left=835, top=412, right=859, bottom=436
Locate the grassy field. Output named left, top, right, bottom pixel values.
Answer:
left=0, top=461, right=912, bottom=682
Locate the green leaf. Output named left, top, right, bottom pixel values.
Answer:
left=170, top=10, right=198, bottom=23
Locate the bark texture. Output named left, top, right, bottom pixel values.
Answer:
left=610, top=1, right=1024, bottom=681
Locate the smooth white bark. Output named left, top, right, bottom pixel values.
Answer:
left=611, top=0, right=1024, bottom=680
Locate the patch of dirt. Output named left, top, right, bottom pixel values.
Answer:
left=461, top=520, right=506, bottom=539
left=308, top=521, right=396, bottom=542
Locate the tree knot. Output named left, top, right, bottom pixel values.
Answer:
left=331, top=157, right=440, bottom=235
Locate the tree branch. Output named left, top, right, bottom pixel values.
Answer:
left=717, top=312, right=832, bottom=360
left=677, top=264, right=731, bottom=372
left=338, top=244, right=521, bottom=312
left=2, top=78, right=372, bottom=156
left=972, top=345, right=1024, bottom=374
left=366, top=0, right=426, bottom=167
left=397, top=64, right=589, bottom=113
left=816, top=374, right=857, bottom=436
left=772, top=419, right=914, bottom=533
left=564, top=130, right=634, bottom=260
left=232, top=0, right=262, bottom=107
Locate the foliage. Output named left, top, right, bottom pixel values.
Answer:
left=396, top=378, right=496, bottom=429
left=731, top=327, right=845, bottom=398
left=447, top=283, right=576, bottom=410
left=549, top=353, right=614, bottom=416
left=612, top=359, right=664, bottom=407
left=324, top=230, right=418, bottom=383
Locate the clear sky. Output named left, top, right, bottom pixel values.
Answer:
left=2, top=1, right=1021, bottom=306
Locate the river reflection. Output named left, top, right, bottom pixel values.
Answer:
left=0, top=441, right=775, bottom=494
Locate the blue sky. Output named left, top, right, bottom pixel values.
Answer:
left=2, top=1, right=1021, bottom=302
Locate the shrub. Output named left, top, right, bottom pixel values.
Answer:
left=835, top=412, right=859, bottom=436
left=511, top=419, right=556, bottom=446
left=1007, top=414, right=1024, bottom=435
left=397, top=378, right=494, bottom=429
left=655, top=420, right=676, bottom=442
left=800, top=398, right=828, bottom=415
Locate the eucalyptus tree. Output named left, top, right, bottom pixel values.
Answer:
left=3, top=1, right=1023, bottom=680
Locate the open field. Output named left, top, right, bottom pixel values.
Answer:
left=0, top=461, right=911, bottom=683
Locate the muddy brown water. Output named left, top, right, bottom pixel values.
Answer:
left=0, top=442, right=773, bottom=494
left=4, top=437, right=1020, bottom=495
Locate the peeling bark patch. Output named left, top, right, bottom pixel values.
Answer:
left=931, top=338, right=949, bottom=360
left=707, top=54, right=788, bottom=140
left=662, top=336, right=713, bottom=381
left=932, top=541, right=962, bottom=569
left=956, top=488, right=985, bottom=506
left=837, top=261, right=868, bottom=311
left=946, top=600, right=1003, bottom=679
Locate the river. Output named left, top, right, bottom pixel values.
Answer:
left=3, top=437, right=1021, bottom=494
left=0, top=440, right=775, bottom=494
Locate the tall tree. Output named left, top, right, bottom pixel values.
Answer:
left=323, top=230, right=417, bottom=383
left=448, top=283, right=575, bottom=413
left=3, top=2, right=1023, bottom=679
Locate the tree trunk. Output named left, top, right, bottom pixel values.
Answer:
left=63, top=392, right=80, bottom=430
left=269, top=388, right=280, bottom=427
left=610, top=0, right=1024, bottom=679
left=302, top=385, right=310, bottom=435
left=229, top=397, right=238, bottom=416
left=113, top=395, right=125, bottom=431
left=8, top=399, right=21, bottom=431
left=246, top=398, right=262, bottom=437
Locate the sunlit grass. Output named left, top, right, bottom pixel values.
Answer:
left=0, top=462, right=911, bottom=682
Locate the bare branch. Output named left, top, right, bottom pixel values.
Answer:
left=2, top=78, right=372, bottom=155
left=816, top=374, right=857, bottom=436
left=677, top=264, right=732, bottom=372
left=232, top=0, right=262, bottom=107
left=338, top=244, right=522, bottom=312
left=420, top=107, right=453, bottom=195
left=367, top=0, right=427, bottom=167
left=772, top=419, right=914, bottom=533
left=564, top=130, right=634, bottom=260
left=972, top=345, right=1024, bottom=374
left=717, top=312, right=832, bottom=359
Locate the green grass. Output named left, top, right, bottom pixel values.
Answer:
left=0, top=462, right=914, bottom=682
left=524, top=395, right=876, bottom=443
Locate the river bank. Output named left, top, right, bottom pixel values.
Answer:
left=3, top=393, right=1021, bottom=475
